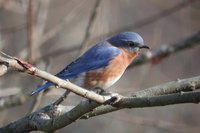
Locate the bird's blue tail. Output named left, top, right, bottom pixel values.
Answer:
left=31, top=82, right=53, bottom=95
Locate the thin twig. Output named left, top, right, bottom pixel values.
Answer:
left=53, top=90, right=70, bottom=105
left=78, top=0, right=101, bottom=55
left=27, top=0, right=33, bottom=63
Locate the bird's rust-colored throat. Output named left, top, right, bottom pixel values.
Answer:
left=119, top=48, right=139, bottom=66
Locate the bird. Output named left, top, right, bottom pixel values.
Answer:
left=31, top=32, right=149, bottom=95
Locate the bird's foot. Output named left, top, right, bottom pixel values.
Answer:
left=91, top=87, right=105, bottom=94
left=53, top=90, right=70, bottom=105
left=103, top=93, right=122, bottom=105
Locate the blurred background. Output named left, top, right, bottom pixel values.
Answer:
left=0, top=0, right=200, bottom=132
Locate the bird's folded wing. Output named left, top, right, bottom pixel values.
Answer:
left=31, top=41, right=120, bottom=95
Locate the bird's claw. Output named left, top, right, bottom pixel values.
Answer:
left=91, top=87, right=105, bottom=94
left=104, top=93, right=122, bottom=105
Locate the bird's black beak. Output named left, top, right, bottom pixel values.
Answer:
left=139, top=45, right=150, bottom=49
left=137, top=43, right=150, bottom=49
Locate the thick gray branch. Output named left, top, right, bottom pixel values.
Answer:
left=1, top=76, right=200, bottom=132
left=0, top=100, right=100, bottom=133
left=82, top=75, right=200, bottom=118
left=81, top=91, right=200, bottom=119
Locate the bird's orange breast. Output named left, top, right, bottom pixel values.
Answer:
left=84, top=48, right=138, bottom=89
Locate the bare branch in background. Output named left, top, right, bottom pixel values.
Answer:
left=1, top=0, right=25, bottom=14
left=128, top=31, right=200, bottom=68
left=39, top=1, right=83, bottom=46
left=0, top=92, right=28, bottom=111
left=93, top=0, right=198, bottom=41
left=0, top=0, right=195, bottom=36
left=31, top=0, right=50, bottom=62
left=27, top=0, right=33, bottom=63
left=78, top=0, right=101, bottom=54
left=36, top=0, right=197, bottom=62
left=1, top=75, right=200, bottom=132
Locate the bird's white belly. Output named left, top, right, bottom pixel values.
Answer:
left=69, top=71, right=123, bottom=90
left=96, top=75, right=122, bottom=89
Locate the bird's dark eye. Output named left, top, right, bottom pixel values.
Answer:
left=127, top=41, right=136, bottom=47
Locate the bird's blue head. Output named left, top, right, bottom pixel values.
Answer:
left=107, top=32, right=149, bottom=51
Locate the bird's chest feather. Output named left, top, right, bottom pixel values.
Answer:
left=83, top=49, right=138, bottom=89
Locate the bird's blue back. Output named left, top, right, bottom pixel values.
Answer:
left=31, top=41, right=120, bottom=95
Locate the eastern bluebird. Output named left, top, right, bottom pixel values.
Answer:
left=31, top=32, right=149, bottom=95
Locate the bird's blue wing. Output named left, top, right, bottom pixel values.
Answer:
left=31, top=41, right=120, bottom=95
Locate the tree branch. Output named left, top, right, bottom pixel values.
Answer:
left=81, top=91, right=200, bottom=119
left=1, top=75, right=200, bottom=132
left=0, top=100, right=99, bottom=133
left=81, top=76, right=200, bottom=118
left=0, top=52, right=112, bottom=104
